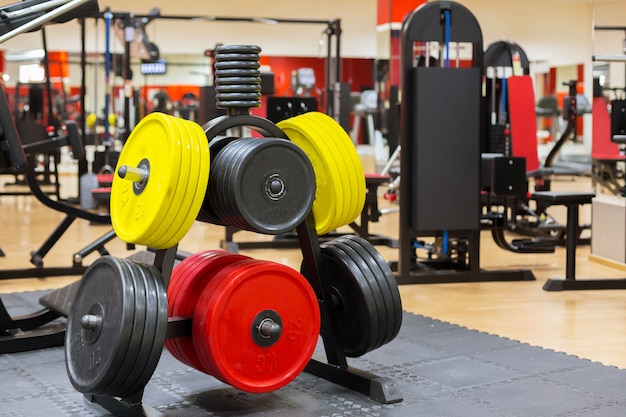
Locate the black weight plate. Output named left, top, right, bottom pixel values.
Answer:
left=215, top=44, right=261, bottom=55
left=197, top=182, right=226, bottom=226
left=103, top=258, right=146, bottom=397
left=339, top=235, right=403, bottom=343
left=215, top=60, right=261, bottom=70
left=216, top=92, right=261, bottom=102
left=215, top=54, right=260, bottom=65
left=65, top=256, right=136, bottom=394
left=228, top=138, right=316, bottom=234
left=330, top=240, right=387, bottom=352
left=222, top=138, right=274, bottom=233
left=251, top=138, right=315, bottom=233
left=215, top=138, right=248, bottom=228
left=312, top=242, right=379, bottom=357
left=209, top=139, right=252, bottom=229
left=323, top=242, right=381, bottom=356
left=224, top=141, right=249, bottom=230
left=212, top=76, right=260, bottom=86
left=336, top=236, right=400, bottom=347
left=208, top=135, right=239, bottom=159
left=221, top=139, right=265, bottom=232
left=122, top=262, right=168, bottom=397
left=196, top=136, right=239, bottom=225
left=197, top=199, right=224, bottom=225
left=215, top=52, right=261, bottom=62
left=209, top=139, right=245, bottom=230
left=337, top=236, right=399, bottom=346
left=113, top=260, right=154, bottom=397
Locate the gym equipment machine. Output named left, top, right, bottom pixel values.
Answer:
left=1, top=1, right=99, bottom=201
left=49, top=45, right=404, bottom=415
left=0, top=69, right=66, bottom=353
left=391, top=1, right=534, bottom=284
left=0, top=75, right=120, bottom=350
left=480, top=38, right=593, bottom=251
left=0, top=0, right=108, bottom=353
left=480, top=40, right=558, bottom=253
left=0, top=0, right=121, bottom=280
left=487, top=78, right=594, bottom=247
left=483, top=63, right=606, bottom=290
left=79, top=10, right=344, bottom=141
left=483, top=40, right=530, bottom=155
left=3, top=83, right=61, bottom=198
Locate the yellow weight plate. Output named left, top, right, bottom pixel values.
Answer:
left=158, top=118, right=210, bottom=249
left=293, top=116, right=353, bottom=229
left=303, top=112, right=365, bottom=225
left=277, top=116, right=343, bottom=236
left=300, top=112, right=362, bottom=227
left=278, top=118, right=343, bottom=235
left=303, top=112, right=366, bottom=225
left=111, top=113, right=183, bottom=245
left=322, top=119, right=363, bottom=227
left=143, top=117, right=194, bottom=249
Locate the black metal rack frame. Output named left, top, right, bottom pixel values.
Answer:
left=84, top=209, right=402, bottom=416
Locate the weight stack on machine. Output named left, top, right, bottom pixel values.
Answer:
left=62, top=45, right=404, bottom=416
left=392, top=1, right=534, bottom=284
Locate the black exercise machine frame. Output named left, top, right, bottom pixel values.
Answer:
left=496, top=81, right=592, bottom=247
left=0, top=84, right=117, bottom=280
left=482, top=39, right=530, bottom=156
left=0, top=0, right=122, bottom=354
left=0, top=80, right=120, bottom=351
left=480, top=37, right=592, bottom=251
left=482, top=75, right=615, bottom=291
left=391, top=0, right=535, bottom=285
left=0, top=0, right=133, bottom=280
left=76, top=10, right=342, bottom=143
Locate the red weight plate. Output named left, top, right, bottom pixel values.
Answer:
left=166, top=251, right=230, bottom=370
left=167, top=251, right=250, bottom=371
left=168, top=251, right=220, bottom=317
left=165, top=250, right=250, bottom=372
left=165, top=251, right=214, bottom=366
left=193, top=259, right=320, bottom=393
left=174, top=251, right=250, bottom=374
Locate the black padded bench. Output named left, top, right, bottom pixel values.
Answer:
left=531, top=191, right=625, bottom=291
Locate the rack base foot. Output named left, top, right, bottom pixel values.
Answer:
left=305, top=356, right=403, bottom=404
left=86, top=394, right=164, bottom=417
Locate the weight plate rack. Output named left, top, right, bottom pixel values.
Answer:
left=64, top=45, right=403, bottom=416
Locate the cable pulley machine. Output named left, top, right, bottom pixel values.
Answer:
left=391, top=0, right=535, bottom=284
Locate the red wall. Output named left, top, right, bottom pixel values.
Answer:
left=263, top=55, right=374, bottom=97
left=377, top=0, right=427, bottom=25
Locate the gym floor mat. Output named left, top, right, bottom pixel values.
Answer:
left=2, top=290, right=626, bottom=416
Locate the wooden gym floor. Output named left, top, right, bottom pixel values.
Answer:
left=1, top=165, right=626, bottom=371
